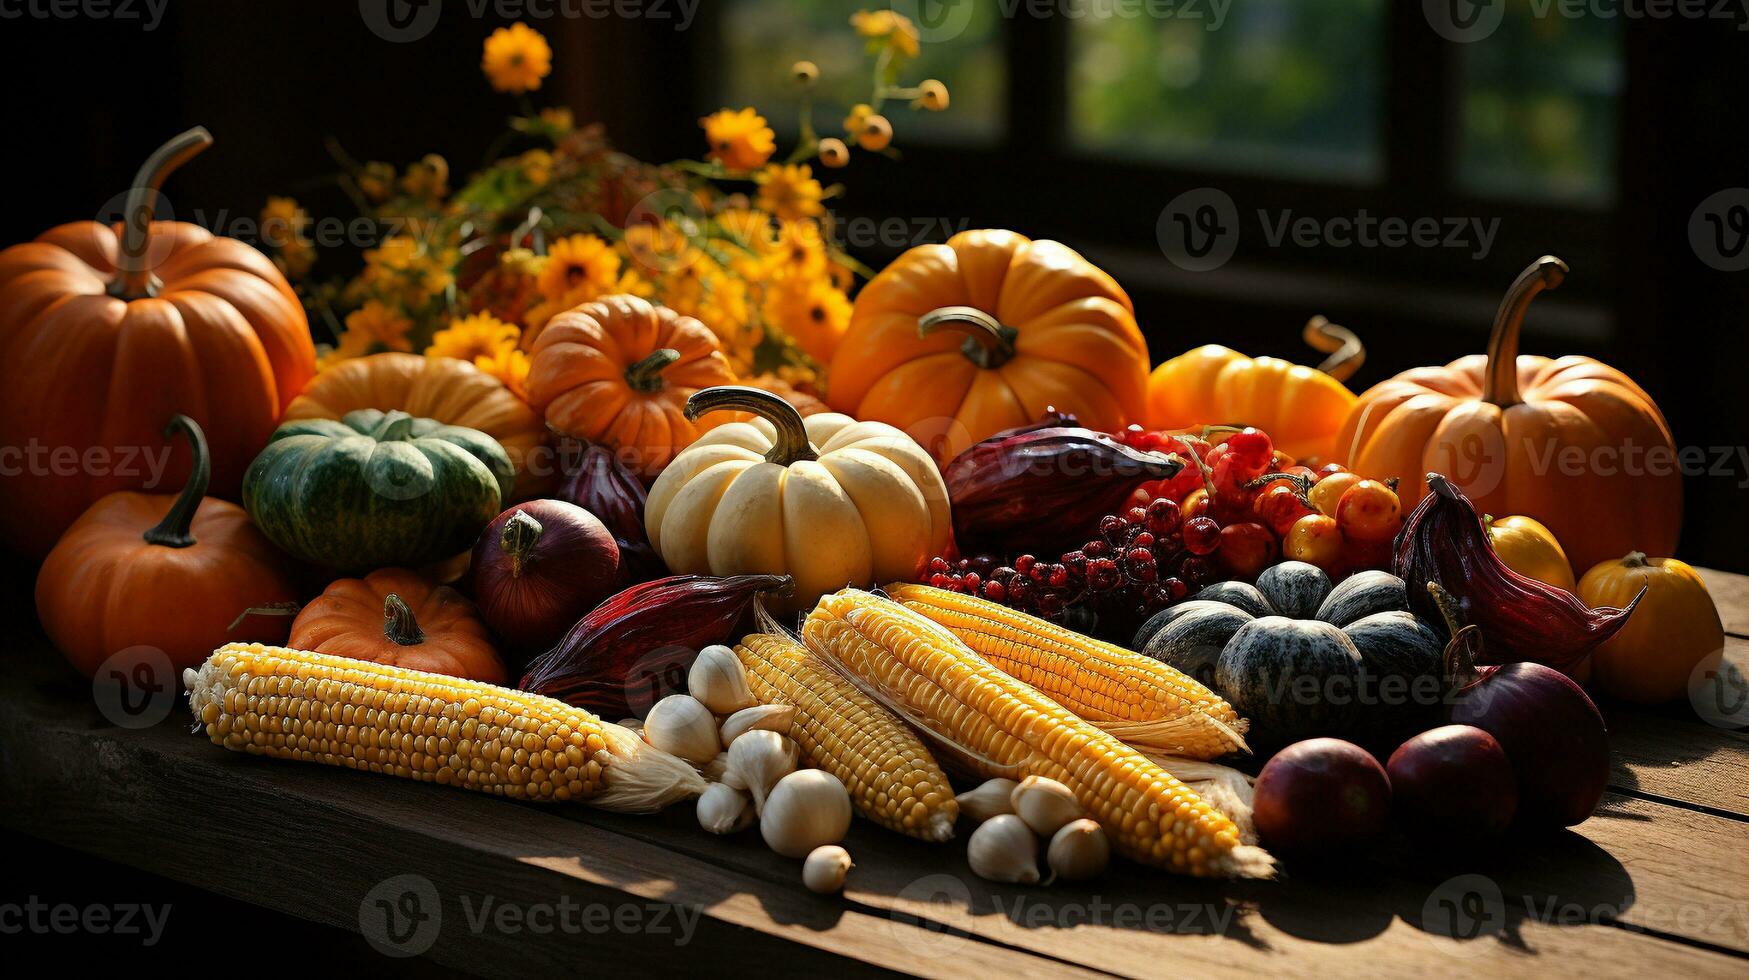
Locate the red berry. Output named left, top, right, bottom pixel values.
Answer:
left=1144, top=498, right=1181, bottom=534
left=1047, top=564, right=1069, bottom=587
left=1183, top=516, right=1222, bottom=555
left=1083, top=540, right=1108, bottom=557
left=1126, top=547, right=1155, bottom=566
left=1060, top=551, right=1088, bottom=576
left=1037, top=593, right=1066, bottom=616
left=1126, top=507, right=1148, bottom=526
left=929, top=557, right=950, bottom=574
left=1180, top=556, right=1214, bottom=583
left=984, top=580, right=1007, bottom=601
left=963, top=573, right=981, bottom=593
left=1218, top=522, right=1279, bottom=578
left=1163, top=577, right=1189, bottom=601
left=1132, top=531, right=1155, bottom=549
left=1015, top=554, right=1037, bottom=574
left=1255, top=483, right=1315, bottom=537
left=1226, top=427, right=1274, bottom=468
left=1099, top=515, right=1127, bottom=542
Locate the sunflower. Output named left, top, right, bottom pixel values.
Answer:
left=700, top=107, right=776, bottom=172
left=475, top=345, right=531, bottom=400
left=426, top=313, right=520, bottom=363
left=764, top=277, right=851, bottom=365
left=482, top=23, right=552, bottom=94
left=344, top=300, right=414, bottom=353
left=755, top=164, right=825, bottom=222
left=768, top=220, right=829, bottom=279
left=538, top=234, right=620, bottom=303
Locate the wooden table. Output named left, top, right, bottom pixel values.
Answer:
left=4, top=572, right=1748, bottom=978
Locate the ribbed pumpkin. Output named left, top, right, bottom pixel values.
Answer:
left=1334, top=257, right=1681, bottom=573
left=0, top=128, right=315, bottom=556
left=282, top=352, right=548, bottom=498
left=1578, top=552, right=1724, bottom=704
left=35, top=415, right=301, bottom=677
left=525, top=294, right=738, bottom=480
left=828, top=229, right=1149, bottom=463
left=646, top=387, right=951, bottom=612
left=1147, top=317, right=1363, bottom=462
left=289, top=568, right=506, bottom=683
left=243, top=409, right=513, bottom=571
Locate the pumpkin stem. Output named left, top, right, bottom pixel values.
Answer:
left=1482, top=256, right=1567, bottom=408
left=625, top=348, right=681, bottom=393
left=382, top=594, right=426, bottom=646
left=1302, top=315, right=1365, bottom=383
left=918, top=306, right=1018, bottom=370
left=112, top=127, right=214, bottom=300
left=1621, top=551, right=1650, bottom=568
left=141, top=415, right=210, bottom=548
left=372, top=411, right=419, bottom=442
left=684, top=385, right=818, bottom=465
left=501, top=510, right=544, bottom=578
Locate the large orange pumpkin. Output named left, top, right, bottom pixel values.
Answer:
left=525, top=293, right=738, bottom=479
left=35, top=415, right=301, bottom=678
left=828, top=229, right=1149, bottom=463
left=0, top=128, right=315, bottom=556
left=282, top=352, right=551, bottom=498
left=1335, top=257, right=1680, bottom=573
left=1146, top=317, right=1363, bottom=462
left=289, top=567, right=506, bottom=683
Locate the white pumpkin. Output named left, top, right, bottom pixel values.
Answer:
left=646, top=386, right=951, bottom=612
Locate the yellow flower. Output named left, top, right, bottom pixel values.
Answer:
left=363, top=235, right=456, bottom=310
left=401, top=154, right=450, bottom=201
left=764, top=277, right=850, bottom=364
left=539, top=106, right=574, bottom=134
left=319, top=326, right=374, bottom=369
left=769, top=220, right=829, bottom=279
left=482, top=23, right=552, bottom=94
left=843, top=103, right=873, bottom=136
left=622, top=220, right=699, bottom=275
left=259, top=197, right=315, bottom=279
left=755, top=164, right=825, bottom=222
left=851, top=10, right=920, bottom=58
left=344, top=300, right=414, bottom=353
left=519, top=148, right=554, bottom=186
left=475, top=345, right=531, bottom=400
left=700, top=107, right=776, bottom=172
left=358, top=161, right=396, bottom=202
left=427, top=313, right=520, bottom=363
left=715, top=208, right=773, bottom=250
left=538, top=233, right=620, bottom=304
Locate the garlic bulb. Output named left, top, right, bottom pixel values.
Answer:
left=761, top=769, right=852, bottom=858
left=689, top=644, right=757, bottom=715
left=967, top=814, right=1040, bottom=884
left=697, top=782, right=755, bottom=835
left=721, top=703, right=797, bottom=747
left=1046, top=819, right=1109, bottom=882
left=725, top=730, right=798, bottom=814
left=1012, top=775, right=1083, bottom=836
left=642, top=694, right=721, bottom=764
left=802, top=845, right=853, bottom=894
left=955, top=778, right=1018, bottom=822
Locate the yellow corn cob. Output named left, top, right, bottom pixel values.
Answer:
left=804, top=590, right=1272, bottom=878
left=736, top=631, right=958, bottom=841
left=185, top=643, right=706, bottom=812
left=887, top=583, right=1248, bottom=759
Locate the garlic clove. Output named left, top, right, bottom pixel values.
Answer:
left=642, top=694, right=721, bottom=765
left=700, top=755, right=730, bottom=783
left=1046, top=819, right=1109, bottom=883
left=802, top=844, right=853, bottom=894
left=761, top=769, right=852, bottom=859
left=697, top=782, right=755, bottom=835
left=721, top=703, right=797, bottom=747
left=725, top=729, right=798, bottom=815
left=1012, top=775, right=1084, bottom=836
left=967, top=814, right=1040, bottom=885
left=955, top=778, right=1019, bottom=822
left=689, top=644, right=758, bottom=715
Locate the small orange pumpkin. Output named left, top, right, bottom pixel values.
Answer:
left=828, top=229, right=1150, bottom=463
left=1335, top=257, right=1681, bottom=573
left=1578, top=552, right=1725, bottom=703
left=35, top=415, right=301, bottom=678
left=525, top=294, right=738, bottom=479
left=0, top=128, right=316, bottom=556
left=289, top=568, right=505, bottom=683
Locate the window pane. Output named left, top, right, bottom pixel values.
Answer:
left=1069, top=1, right=1386, bottom=178
left=720, top=1, right=1005, bottom=145
left=1458, top=5, right=1621, bottom=203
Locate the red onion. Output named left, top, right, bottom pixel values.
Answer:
left=1387, top=724, right=1517, bottom=843
left=1449, top=663, right=1607, bottom=829
left=1253, top=737, right=1392, bottom=858
left=470, top=499, right=620, bottom=664
left=555, top=436, right=666, bottom=585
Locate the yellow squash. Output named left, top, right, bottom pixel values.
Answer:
left=1578, top=552, right=1725, bottom=703
left=645, top=387, right=951, bottom=612
left=1486, top=514, right=1576, bottom=592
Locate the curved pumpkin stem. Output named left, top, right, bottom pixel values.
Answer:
left=918, top=306, right=1018, bottom=370
left=1302, top=315, right=1366, bottom=383
left=382, top=594, right=426, bottom=646
left=1482, top=256, right=1568, bottom=408
left=142, top=414, right=210, bottom=549
left=1620, top=551, right=1650, bottom=568
left=684, top=385, right=818, bottom=465
left=372, top=411, right=419, bottom=442
left=501, top=510, right=544, bottom=578
left=625, top=348, right=680, bottom=393
left=114, top=127, right=214, bottom=300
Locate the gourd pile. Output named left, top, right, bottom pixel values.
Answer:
left=7, top=129, right=1729, bottom=891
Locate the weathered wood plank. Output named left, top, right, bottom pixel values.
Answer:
left=1607, top=687, right=1749, bottom=816
left=1698, top=567, right=1749, bottom=637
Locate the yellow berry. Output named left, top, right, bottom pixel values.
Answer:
left=792, top=60, right=819, bottom=85
left=858, top=114, right=893, bottom=152
left=915, top=79, right=949, bottom=112
left=818, top=137, right=850, bottom=169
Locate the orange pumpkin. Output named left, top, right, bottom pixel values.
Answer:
left=1334, top=257, right=1680, bottom=573
left=35, top=416, right=300, bottom=678
left=1578, top=552, right=1725, bottom=704
left=283, top=352, right=551, bottom=498
left=0, top=128, right=316, bottom=556
left=1147, top=317, right=1363, bottom=462
left=525, top=294, right=738, bottom=479
left=828, top=229, right=1149, bottom=463
left=289, top=567, right=505, bottom=683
